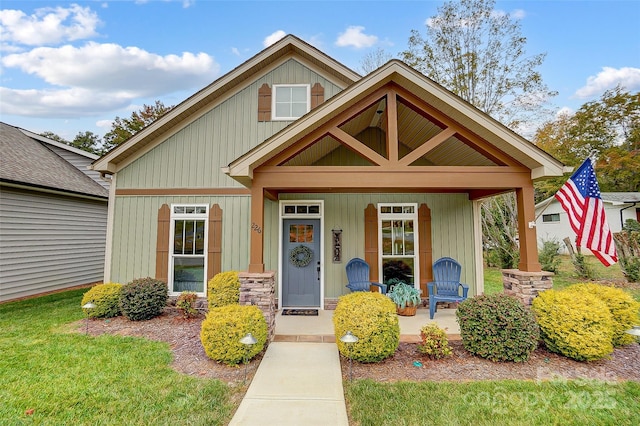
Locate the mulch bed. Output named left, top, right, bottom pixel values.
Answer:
left=79, top=306, right=640, bottom=384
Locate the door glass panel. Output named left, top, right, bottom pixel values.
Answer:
left=290, top=224, right=314, bottom=243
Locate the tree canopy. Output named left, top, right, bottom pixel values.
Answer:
left=534, top=87, right=640, bottom=202
left=102, top=101, right=173, bottom=153
left=401, top=0, right=556, bottom=130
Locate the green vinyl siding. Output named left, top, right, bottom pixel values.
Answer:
left=276, top=193, right=476, bottom=299
left=109, top=195, right=253, bottom=285
left=117, top=59, right=344, bottom=189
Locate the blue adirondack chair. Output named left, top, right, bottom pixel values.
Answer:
left=345, top=258, right=387, bottom=294
left=427, top=257, right=469, bottom=319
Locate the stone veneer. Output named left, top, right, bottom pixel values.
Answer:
left=502, top=269, right=554, bottom=305
left=238, top=271, right=276, bottom=341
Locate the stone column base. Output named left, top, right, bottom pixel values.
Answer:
left=239, top=271, right=276, bottom=341
left=502, top=269, right=554, bottom=306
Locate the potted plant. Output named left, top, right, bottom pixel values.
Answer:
left=387, top=281, right=422, bottom=316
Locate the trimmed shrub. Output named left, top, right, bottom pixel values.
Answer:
left=565, top=283, right=640, bottom=346
left=207, top=271, right=240, bottom=309
left=333, top=292, right=399, bottom=363
left=418, top=323, right=452, bottom=360
left=81, top=283, right=122, bottom=318
left=176, top=291, right=199, bottom=319
left=120, top=277, right=168, bottom=321
left=200, top=304, right=267, bottom=366
left=532, top=289, right=614, bottom=361
left=456, top=293, right=539, bottom=362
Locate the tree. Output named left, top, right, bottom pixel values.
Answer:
left=359, top=47, right=393, bottom=74
left=534, top=87, right=640, bottom=201
left=72, top=131, right=102, bottom=155
left=401, top=0, right=556, bottom=130
left=40, top=131, right=68, bottom=144
left=102, top=100, right=173, bottom=152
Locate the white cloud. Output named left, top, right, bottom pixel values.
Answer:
left=231, top=47, right=240, bottom=56
left=0, top=42, right=220, bottom=118
left=96, top=119, right=113, bottom=129
left=335, top=26, right=378, bottom=49
left=263, top=30, right=286, bottom=47
left=0, top=86, right=131, bottom=117
left=574, top=67, right=640, bottom=99
left=2, top=42, right=219, bottom=96
left=0, top=4, right=100, bottom=46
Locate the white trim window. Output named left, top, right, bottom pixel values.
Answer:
left=169, top=205, right=208, bottom=296
left=378, top=203, right=419, bottom=289
left=272, top=84, right=310, bottom=120
left=542, top=213, right=560, bottom=223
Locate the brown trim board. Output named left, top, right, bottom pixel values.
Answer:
left=116, top=188, right=251, bottom=196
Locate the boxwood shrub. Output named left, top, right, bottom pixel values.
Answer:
left=81, top=283, right=122, bottom=318
left=565, top=283, right=640, bottom=347
left=532, top=289, right=614, bottom=361
left=456, top=293, right=539, bottom=362
left=200, top=304, right=267, bottom=366
left=119, top=277, right=168, bottom=321
left=207, top=271, right=240, bottom=309
left=333, top=292, right=399, bottom=363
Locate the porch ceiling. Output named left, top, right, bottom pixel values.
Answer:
left=225, top=61, right=566, bottom=189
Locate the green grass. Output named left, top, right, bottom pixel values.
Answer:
left=346, top=379, right=640, bottom=426
left=0, top=290, right=234, bottom=425
left=484, top=255, right=640, bottom=301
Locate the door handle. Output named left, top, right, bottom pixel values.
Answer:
left=317, top=261, right=321, bottom=281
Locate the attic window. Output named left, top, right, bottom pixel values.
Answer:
left=272, top=84, right=310, bottom=120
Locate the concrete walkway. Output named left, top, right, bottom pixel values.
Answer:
left=229, top=307, right=459, bottom=425
left=228, top=342, right=348, bottom=425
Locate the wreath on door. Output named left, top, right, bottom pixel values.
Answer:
left=289, top=245, right=313, bottom=268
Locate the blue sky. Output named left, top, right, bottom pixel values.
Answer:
left=1, top=0, right=639, bottom=141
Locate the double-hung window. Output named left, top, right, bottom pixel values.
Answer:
left=378, top=203, right=419, bottom=289
left=170, top=205, right=208, bottom=295
left=272, top=84, right=310, bottom=120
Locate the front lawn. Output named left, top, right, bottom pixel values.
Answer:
left=346, top=379, right=640, bottom=426
left=0, top=290, right=234, bottom=425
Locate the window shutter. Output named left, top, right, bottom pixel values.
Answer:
left=364, top=203, right=379, bottom=282
left=155, top=204, right=171, bottom=283
left=207, top=204, right=223, bottom=281
left=418, top=203, right=433, bottom=296
left=310, top=83, right=324, bottom=109
left=258, top=83, right=271, bottom=121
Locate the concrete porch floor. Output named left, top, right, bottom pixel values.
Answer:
left=274, top=307, right=460, bottom=343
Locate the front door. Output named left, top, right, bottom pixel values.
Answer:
left=282, top=218, right=321, bottom=307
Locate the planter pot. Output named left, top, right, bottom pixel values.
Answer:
left=396, top=304, right=418, bottom=316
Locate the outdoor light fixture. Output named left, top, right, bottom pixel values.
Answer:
left=82, top=302, right=96, bottom=335
left=240, top=333, right=258, bottom=382
left=340, top=331, right=359, bottom=381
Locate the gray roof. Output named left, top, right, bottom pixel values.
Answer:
left=0, top=122, right=108, bottom=198
left=536, top=192, right=640, bottom=209
left=601, top=192, right=640, bottom=203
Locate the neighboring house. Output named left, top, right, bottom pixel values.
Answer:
left=535, top=192, right=640, bottom=254
left=90, top=35, right=566, bottom=310
left=0, top=123, right=109, bottom=302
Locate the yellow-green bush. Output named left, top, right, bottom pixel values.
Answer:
left=207, top=271, right=240, bottom=309
left=333, top=292, right=399, bottom=362
left=532, top=289, right=614, bottom=361
left=565, top=283, right=640, bottom=346
left=200, top=304, right=267, bottom=366
left=418, top=323, right=452, bottom=360
left=81, top=283, right=122, bottom=318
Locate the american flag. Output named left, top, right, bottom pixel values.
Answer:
left=554, top=158, right=617, bottom=266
